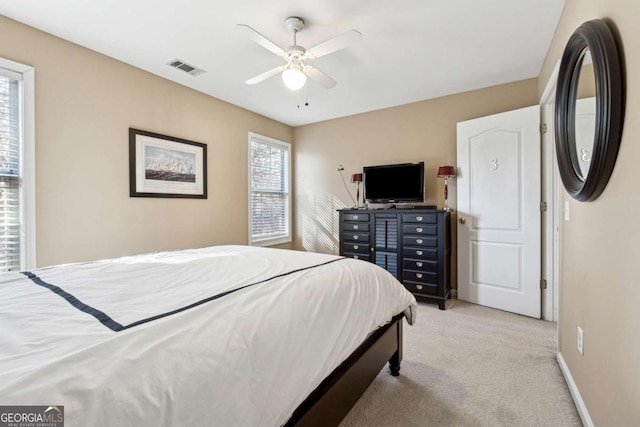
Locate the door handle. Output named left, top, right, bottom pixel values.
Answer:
left=458, top=217, right=467, bottom=224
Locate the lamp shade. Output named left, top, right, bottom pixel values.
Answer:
left=437, top=165, right=456, bottom=178
left=282, top=66, right=307, bottom=91
left=351, top=173, right=363, bottom=183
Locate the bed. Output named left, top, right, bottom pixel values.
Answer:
left=0, top=245, right=416, bottom=426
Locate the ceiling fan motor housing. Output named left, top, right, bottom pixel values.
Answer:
left=286, top=45, right=307, bottom=59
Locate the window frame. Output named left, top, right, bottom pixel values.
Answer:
left=0, top=58, right=36, bottom=270
left=247, top=132, right=292, bottom=247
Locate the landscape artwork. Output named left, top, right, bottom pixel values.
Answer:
left=144, top=146, right=196, bottom=183
left=129, top=128, right=207, bottom=199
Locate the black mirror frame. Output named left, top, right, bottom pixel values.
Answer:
left=555, top=19, right=624, bottom=202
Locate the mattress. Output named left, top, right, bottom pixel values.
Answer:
left=0, top=245, right=416, bottom=426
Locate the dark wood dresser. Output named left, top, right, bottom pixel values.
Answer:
left=338, top=208, right=451, bottom=309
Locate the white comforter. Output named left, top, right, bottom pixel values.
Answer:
left=0, top=246, right=416, bottom=426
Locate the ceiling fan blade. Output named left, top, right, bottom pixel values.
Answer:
left=307, top=30, right=362, bottom=59
left=304, top=66, right=337, bottom=89
left=237, top=24, right=285, bottom=55
left=245, top=66, right=286, bottom=85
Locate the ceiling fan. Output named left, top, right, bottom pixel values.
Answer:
left=237, top=17, right=362, bottom=91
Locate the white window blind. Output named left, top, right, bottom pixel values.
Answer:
left=0, top=71, right=21, bottom=271
left=249, top=134, right=291, bottom=246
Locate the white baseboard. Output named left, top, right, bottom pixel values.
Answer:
left=557, top=352, right=594, bottom=427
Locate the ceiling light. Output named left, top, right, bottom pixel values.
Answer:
left=282, top=66, right=307, bottom=91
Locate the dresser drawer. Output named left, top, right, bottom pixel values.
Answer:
left=343, top=213, right=369, bottom=222
left=402, top=213, right=437, bottom=224
left=344, top=253, right=370, bottom=262
left=343, top=242, right=370, bottom=254
left=403, top=247, right=437, bottom=260
left=343, top=222, right=370, bottom=232
left=404, top=281, right=437, bottom=296
left=403, top=258, right=437, bottom=272
left=404, top=269, right=437, bottom=284
left=343, top=231, right=370, bottom=242
left=403, top=224, right=437, bottom=235
left=403, top=235, right=437, bottom=247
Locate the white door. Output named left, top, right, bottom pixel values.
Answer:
left=457, top=105, right=541, bottom=318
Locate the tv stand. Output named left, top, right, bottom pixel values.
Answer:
left=339, top=207, right=451, bottom=309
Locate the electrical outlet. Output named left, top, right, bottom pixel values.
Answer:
left=577, top=326, right=584, bottom=355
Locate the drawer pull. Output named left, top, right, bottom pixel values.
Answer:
left=416, top=239, right=423, bottom=244
left=354, top=255, right=359, bottom=259
left=353, top=245, right=359, bottom=250
left=353, top=235, right=359, bottom=240
left=353, top=215, right=359, bottom=220
left=353, top=225, right=359, bottom=230
left=417, top=262, right=423, bottom=267
left=417, top=251, right=423, bottom=256
left=416, top=216, right=423, bottom=221
left=417, top=227, right=423, bottom=233
left=416, top=285, right=423, bottom=290
left=416, top=273, right=423, bottom=279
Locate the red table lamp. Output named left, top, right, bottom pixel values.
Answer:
left=351, top=173, right=363, bottom=208
left=437, top=166, right=456, bottom=211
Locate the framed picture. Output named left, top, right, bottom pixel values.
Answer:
left=129, top=128, right=207, bottom=198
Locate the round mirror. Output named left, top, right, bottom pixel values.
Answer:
left=555, top=19, right=625, bottom=202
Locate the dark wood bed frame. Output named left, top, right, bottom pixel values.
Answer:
left=285, top=313, right=404, bottom=427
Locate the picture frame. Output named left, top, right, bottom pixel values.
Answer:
left=129, top=128, right=207, bottom=199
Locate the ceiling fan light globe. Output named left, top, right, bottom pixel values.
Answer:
left=282, top=68, right=307, bottom=90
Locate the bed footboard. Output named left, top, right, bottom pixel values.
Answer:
left=285, top=313, right=404, bottom=427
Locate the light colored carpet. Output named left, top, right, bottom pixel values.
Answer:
left=340, top=299, right=581, bottom=427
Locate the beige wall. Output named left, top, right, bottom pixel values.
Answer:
left=0, top=15, right=293, bottom=267
left=293, top=79, right=538, bottom=288
left=539, top=0, right=640, bottom=424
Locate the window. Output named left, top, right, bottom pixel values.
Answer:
left=0, top=59, right=35, bottom=271
left=248, top=133, right=291, bottom=246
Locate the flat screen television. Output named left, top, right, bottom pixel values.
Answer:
left=363, top=162, right=425, bottom=204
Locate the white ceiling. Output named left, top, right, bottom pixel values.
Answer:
left=0, top=0, right=565, bottom=127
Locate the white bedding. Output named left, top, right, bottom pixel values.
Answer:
left=0, top=245, right=416, bottom=426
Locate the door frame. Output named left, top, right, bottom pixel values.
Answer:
left=540, top=60, right=562, bottom=322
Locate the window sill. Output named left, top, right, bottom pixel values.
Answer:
left=250, top=236, right=292, bottom=247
